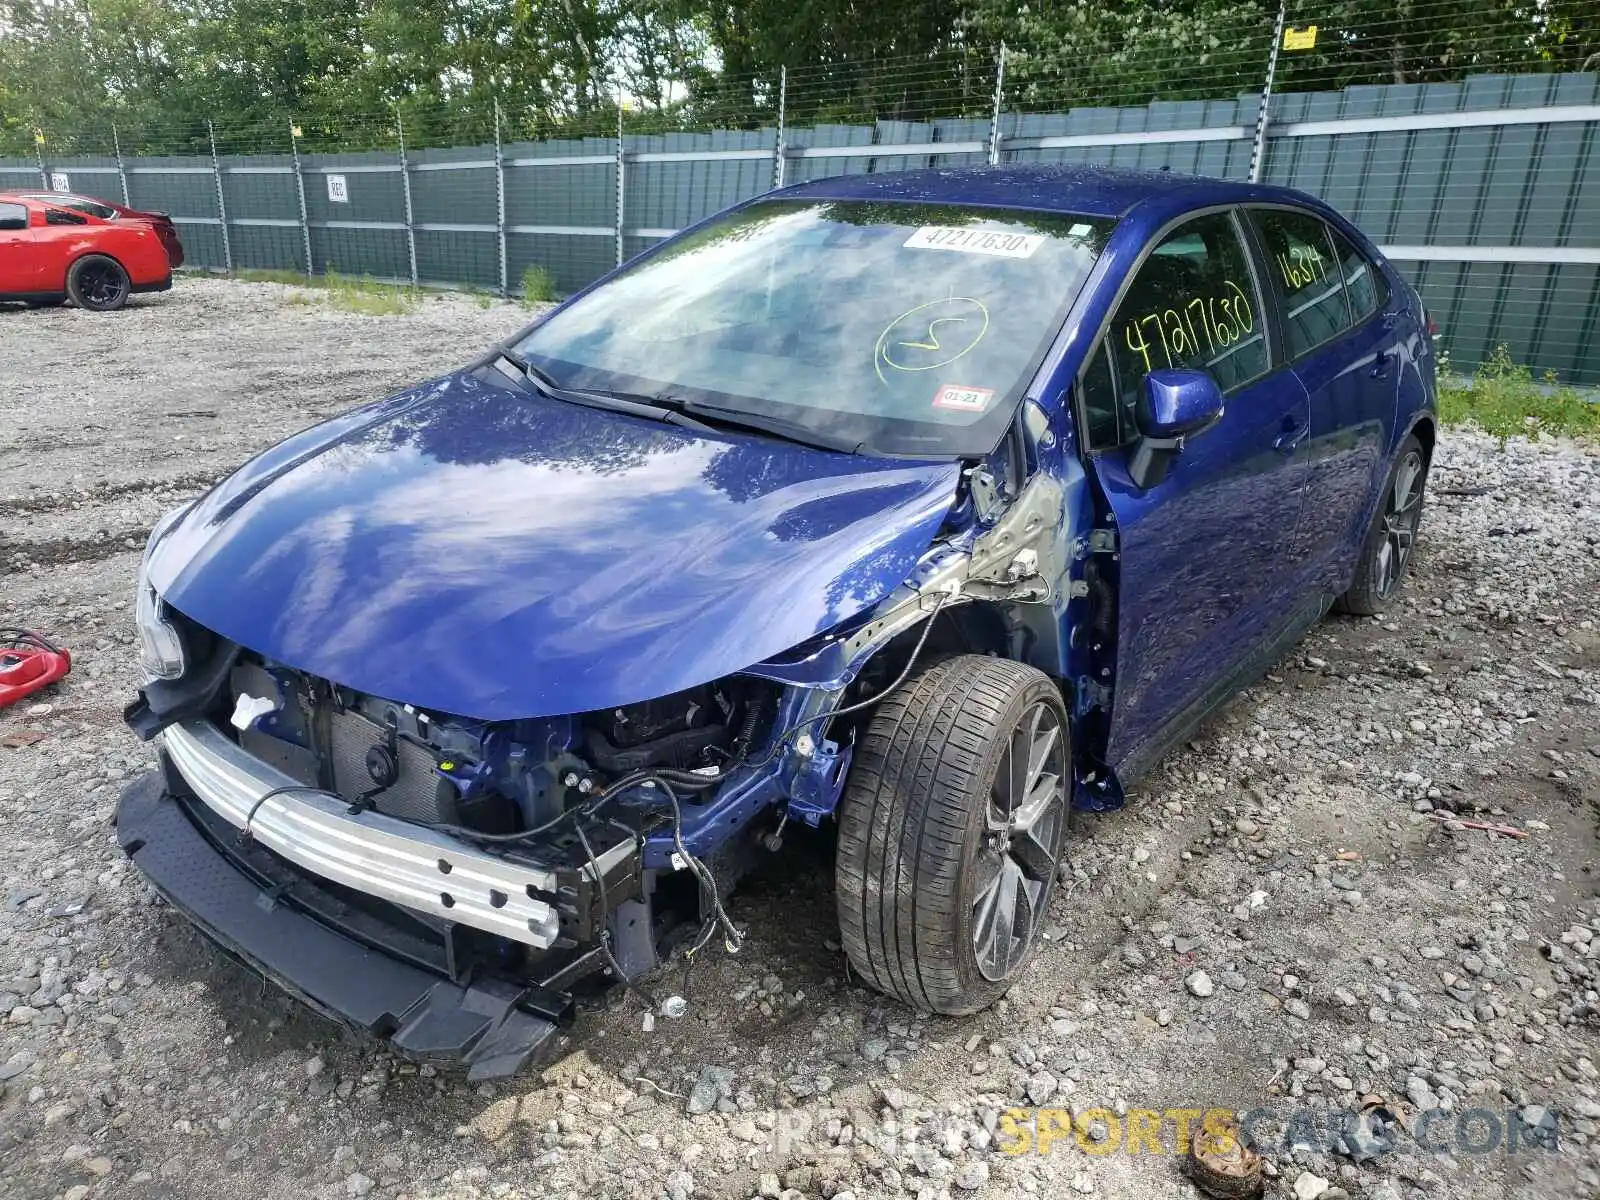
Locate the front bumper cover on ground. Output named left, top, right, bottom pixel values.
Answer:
left=115, top=770, right=572, bottom=1080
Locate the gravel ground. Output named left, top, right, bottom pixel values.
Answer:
left=1, top=278, right=1597, bottom=1200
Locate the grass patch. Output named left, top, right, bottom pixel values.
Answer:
left=1438, top=343, right=1600, bottom=445
left=237, top=268, right=418, bottom=315
left=235, top=268, right=313, bottom=286
left=520, top=264, right=557, bottom=305
left=322, top=271, right=419, bottom=316
left=458, top=282, right=497, bottom=311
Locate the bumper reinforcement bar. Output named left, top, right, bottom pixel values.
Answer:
left=161, top=719, right=561, bottom=948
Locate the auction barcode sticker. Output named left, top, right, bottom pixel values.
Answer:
left=904, top=226, right=1044, bottom=259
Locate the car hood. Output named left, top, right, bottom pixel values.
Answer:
left=148, top=369, right=961, bottom=719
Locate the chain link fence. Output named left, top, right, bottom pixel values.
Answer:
left=2, top=1, right=1597, bottom=383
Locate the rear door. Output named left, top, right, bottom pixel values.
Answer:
left=0, top=202, right=37, bottom=293
left=1078, top=208, right=1311, bottom=777
left=1249, top=207, right=1400, bottom=593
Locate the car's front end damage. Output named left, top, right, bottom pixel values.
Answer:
left=115, top=361, right=1085, bottom=1079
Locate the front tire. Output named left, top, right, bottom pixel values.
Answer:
left=836, top=655, right=1070, bottom=1015
left=1337, top=433, right=1429, bottom=616
left=66, top=254, right=131, bottom=312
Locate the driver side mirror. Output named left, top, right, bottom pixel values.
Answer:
left=1128, top=368, right=1224, bottom=489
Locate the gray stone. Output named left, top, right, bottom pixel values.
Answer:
left=686, top=1065, right=734, bottom=1115
left=1026, top=1071, right=1059, bottom=1105
left=955, top=1161, right=990, bottom=1190
left=1185, top=970, right=1215, bottom=998
left=0, top=1051, right=35, bottom=1081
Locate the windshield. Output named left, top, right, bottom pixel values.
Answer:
left=513, top=199, right=1114, bottom=457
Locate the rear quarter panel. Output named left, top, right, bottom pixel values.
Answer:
left=36, top=222, right=170, bottom=291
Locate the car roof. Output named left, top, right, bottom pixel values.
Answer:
left=775, top=164, right=1305, bottom=220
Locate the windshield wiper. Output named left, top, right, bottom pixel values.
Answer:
left=668, top=397, right=863, bottom=455
left=493, top=350, right=716, bottom=434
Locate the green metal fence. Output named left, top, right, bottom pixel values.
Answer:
left=3, top=73, right=1597, bottom=383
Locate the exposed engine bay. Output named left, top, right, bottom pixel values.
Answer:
left=229, top=659, right=766, bottom=834
left=211, top=655, right=783, bottom=995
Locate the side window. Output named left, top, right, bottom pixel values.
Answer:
left=1079, top=340, right=1120, bottom=450
left=1253, top=209, right=1350, bottom=357
left=1108, top=211, right=1269, bottom=421
left=0, top=203, right=27, bottom=232
left=1330, top=228, right=1386, bottom=322
left=45, top=208, right=87, bottom=226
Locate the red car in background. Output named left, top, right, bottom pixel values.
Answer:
left=0, top=194, right=173, bottom=311
left=14, top=191, right=185, bottom=268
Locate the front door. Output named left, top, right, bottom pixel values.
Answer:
left=0, top=202, right=37, bottom=294
left=1079, top=209, right=1310, bottom=777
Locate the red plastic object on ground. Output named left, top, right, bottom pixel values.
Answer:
left=0, top=630, right=72, bottom=710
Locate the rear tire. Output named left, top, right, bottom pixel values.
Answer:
left=66, top=254, right=131, bottom=312
left=836, top=655, right=1070, bottom=1015
left=1337, top=433, right=1428, bottom=616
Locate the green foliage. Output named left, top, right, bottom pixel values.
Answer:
left=520, top=264, right=557, bottom=304
left=1438, top=344, right=1600, bottom=445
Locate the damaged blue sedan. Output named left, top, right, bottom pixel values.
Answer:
left=118, top=164, right=1436, bottom=1078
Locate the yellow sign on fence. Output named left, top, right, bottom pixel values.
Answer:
left=1283, top=25, right=1319, bottom=51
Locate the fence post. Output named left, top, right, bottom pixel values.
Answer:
left=772, top=66, right=788, bottom=190
left=289, top=121, right=313, bottom=277
left=614, top=96, right=626, bottom=268
left=396, top=111, right=419, bottom=287
left=1249, top=1, right=1288, bottom=183
left=112, top=125, right=131, bottom=206
left=494, top=99, right=508, bottom=297
left=987, top=44, right=1008, bottom=166
left=34, top=131, right=47, bottom=189
left=208, top=121, right=233, bottom=275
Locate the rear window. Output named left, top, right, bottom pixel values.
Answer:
left=0, top=203, right=26, bottom=231
left=1252, top=208, right=1350, bottom=357
left=515, top=199, right=1115, bottom=457
left=28, top=194, right=116, bottom=220
left=1331, top=228, right=1387, bottom=322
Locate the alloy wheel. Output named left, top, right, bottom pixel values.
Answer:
left=1374, top=449, right=1425, bottom=600
left=79, top=261, right=127, bottom=308
left=971, top=700, right=1068, bottom=982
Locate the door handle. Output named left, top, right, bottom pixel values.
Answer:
left=1370, top=350, right=1394, bottom=379
left=1274, top=423, right=1308, bottom=455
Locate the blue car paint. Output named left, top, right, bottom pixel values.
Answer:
left=150, top=165, right=1434, bottom=821
left=1088, top=360, right=1314, bottom=774
left=147, top=367, right=962, bottom=720
left=1284, top=299, right=1403, bottom=596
